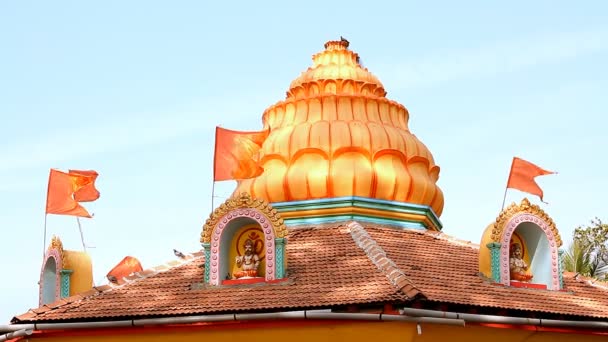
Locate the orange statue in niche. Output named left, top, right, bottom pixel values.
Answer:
left=234, top=239, right=261, bottom=279
left=234, top=39, right=444, bottom=216
left=510, top=243, right=533, bottom=282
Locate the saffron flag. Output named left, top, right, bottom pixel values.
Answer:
left=69, top=170, right=100, bottom=202
left=106, top=256, right=143, bottom=282
left=45, top=169, right=96, bottom=218
left=214, top=127, right=269, bottom=181
left=506, top=157, right=555, bottom=202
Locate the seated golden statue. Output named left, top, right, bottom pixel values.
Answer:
left=510, top=243, right=533, bottom=282
left=234, top=239, right=261, bottom=279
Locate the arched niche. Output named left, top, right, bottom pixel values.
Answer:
left=201, top=193, right=288, bottom=286
left=41, top=256, right=58, bottom=305
left=486, top=198, right=563, bottom=290
left=39, top=240, right=65, bottom=306
left=212, top=214, right=275, bottom=285
left=501, top=219, right=558, bottom=289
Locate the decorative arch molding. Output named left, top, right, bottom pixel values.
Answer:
left=499, top=213, right=561, bottom=290
left=201, top=193, right=287, bottom=244
left=491, top=198, right=562, bottom=247
left=201, top=193, right=288, bottom=286
left=209, top=208, right=276, bottom=285
left=489, top=198, right=563, bottom=290
left=39, top=236, right=71, bottom=306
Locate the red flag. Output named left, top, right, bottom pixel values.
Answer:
left=69, top=170, right=100, bottom=202
left=213, top=127, right=269, bottom=181
left=506, top=157, right=555, bottom=202
left=46, top=169, right=95, bottom=217
left=106, top=256, right=143, bottom=282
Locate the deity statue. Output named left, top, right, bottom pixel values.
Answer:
left=509, top=243, right=533, bottom=282
left=234, top=239, right=260, bottom=279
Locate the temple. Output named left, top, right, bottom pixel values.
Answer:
left=3, top=39, right=608, bottom=342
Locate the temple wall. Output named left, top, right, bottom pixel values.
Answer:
left=28, top=320, right=607, bottom=342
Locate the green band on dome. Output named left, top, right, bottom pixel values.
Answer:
left=272, top=196, right=441, bottom=231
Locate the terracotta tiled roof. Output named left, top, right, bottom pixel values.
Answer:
left=366, top=226, right=608, bottom=319
left=14, top=224, right=413, bottom=322
left=14, top=222, right=608, bottom=323
left=347, top=221, right=420, bottom=298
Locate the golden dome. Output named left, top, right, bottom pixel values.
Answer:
left=287, top=39, right=386, bottom=99
left=235, top=39, right=444, bottom=216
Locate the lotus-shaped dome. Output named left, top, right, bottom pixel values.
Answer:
left=287, top=40, right=386, bottom=99
left=235, top=39, right=444, bottom=216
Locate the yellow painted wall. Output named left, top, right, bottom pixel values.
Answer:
left=479, top=224, right=532, bottom=280
left=32, top=320, right=607, bottom=342
left=479, top=223, right=494, bottom=278
left=63, top=250, right=93, bottom=295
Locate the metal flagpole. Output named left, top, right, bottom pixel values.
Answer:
left=501, top=157, right=515, bottom=211
left=76, top=217, right=87, bottom=252
left=43, top=169, right=53, bottom=260
left=500, top=187, right=509, bottom=211
left=211, top=125, right=219, bottom=212
left=211, top=181, right=216, bottom=212
left=42, top=214, right=48, bottom=259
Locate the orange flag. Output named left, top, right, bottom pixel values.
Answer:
left=214, top=127, right=269, bottom=181
left=45, top=169, right=95, bottom=218
left=106, top=256, right=143, bottom=282
left=507, top=157, right=555, bottom=202
left=69, top=170, right=100, bottom=202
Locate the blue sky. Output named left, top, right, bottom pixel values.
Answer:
left=1, top=1, right=606, bottom=322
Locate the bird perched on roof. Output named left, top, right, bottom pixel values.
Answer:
left=173, top=249, right=186, bottom=259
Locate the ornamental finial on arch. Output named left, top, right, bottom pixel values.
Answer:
left=48, top=235, right=68, bottom=269
left=200, top=192, right=287, bottom=244
left=491, top=198, right=562, bottom=247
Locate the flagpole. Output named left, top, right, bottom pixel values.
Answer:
left=76, top=217, right=87, bottom=252
left=211, top=181, right=216, bottom=212
left=43, top=169, right=53, bottom=260
left=211, top=126, right=219, bottom=212
left=500, top=187, right=509, bottom=211
left=501, top=157, right=516, bottom=211
left=42, top=214, right=48, bottom=259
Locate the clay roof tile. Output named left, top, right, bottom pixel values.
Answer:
left=13, top=222, right=608, bottom=323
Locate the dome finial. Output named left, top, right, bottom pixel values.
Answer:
left=340, top=36, right=349, bottom=46
left=324, top=37, right=349, bottom=50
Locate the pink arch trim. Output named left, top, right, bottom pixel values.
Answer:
left=499, top=213, right=560, bottom=290
left=38, top=250, right=63, bottom=306
left=209, top=208, right=276, bottom=285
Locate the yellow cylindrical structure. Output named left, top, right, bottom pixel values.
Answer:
left=64, top=250, right=93, bottom=296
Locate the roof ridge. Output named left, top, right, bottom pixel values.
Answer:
left=563, top=271, right=608, bottom=290
left=108, top=251, right=204, bottom=288
left=583, top=278, right=608, bottom=290
left=360, top=222, right=479, bottom=250
left=426, top=230, right=480, bottom=249
left=346, top=221, right=422, bottom=299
